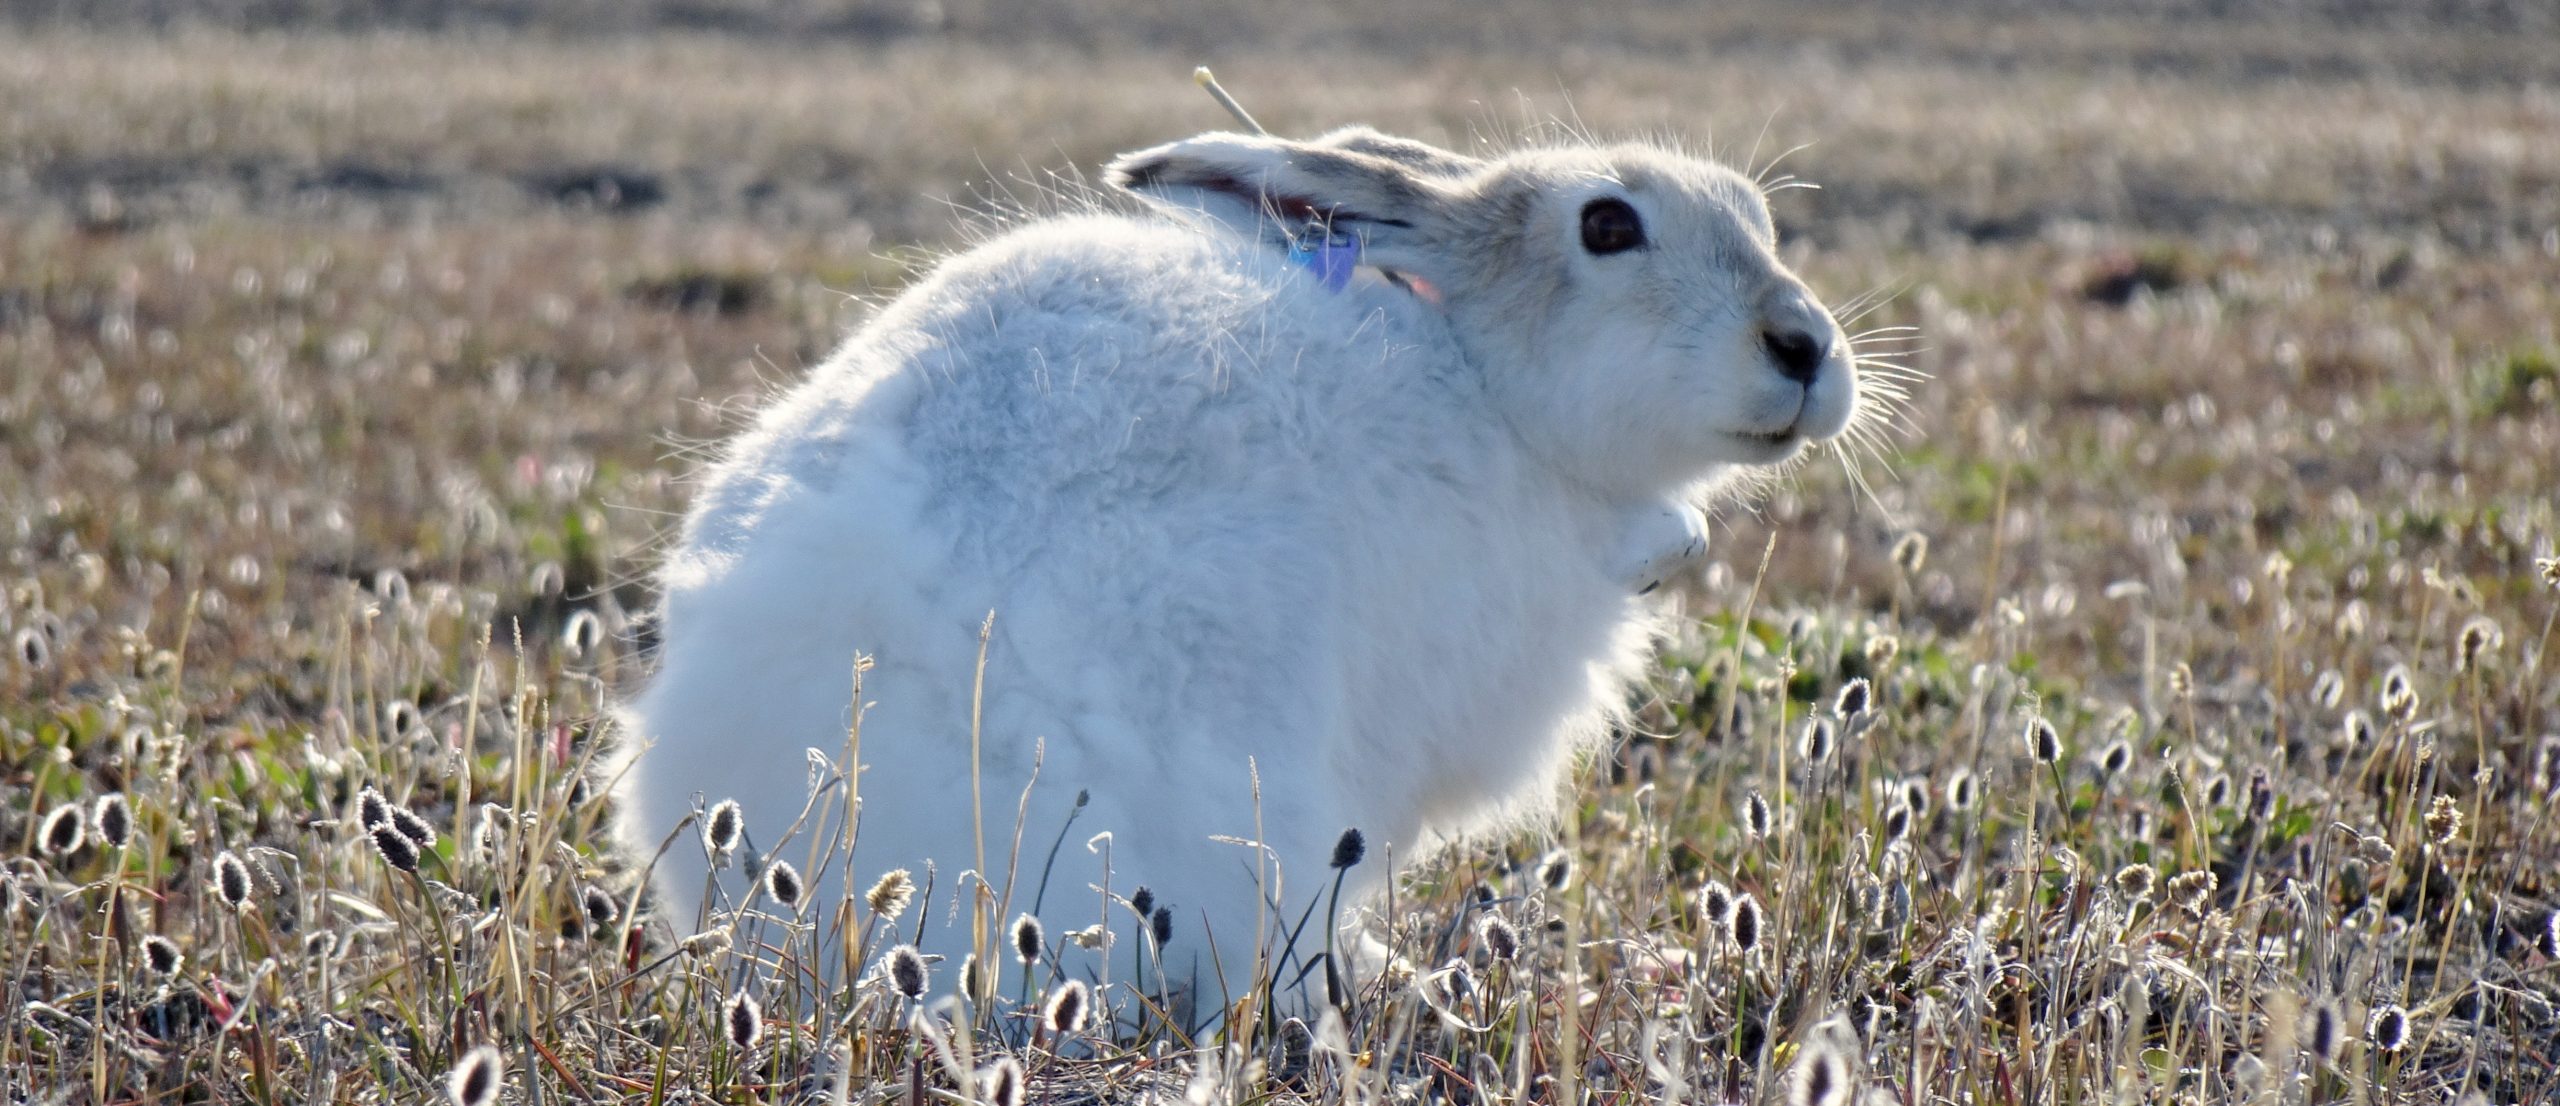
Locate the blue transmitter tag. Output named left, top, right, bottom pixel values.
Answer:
left=1287, top=230, right=1361, bottom=293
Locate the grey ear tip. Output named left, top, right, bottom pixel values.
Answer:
left=1102, top=156, right=1163, bottom=190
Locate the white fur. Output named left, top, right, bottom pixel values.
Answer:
left=616, top=128, right=1860, bottom=1007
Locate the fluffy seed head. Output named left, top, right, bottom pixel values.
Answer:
left=39, top=803, right=85, bottom=857
left=2025, top=716, right=2061, bottom=764
left=1150, top=904, right=1174, bottom=946
left=978, top=1057, right=1026, bottom=1106
left=2311, top=669, right=2345, bottom=709
left=582, top=886, right=620, bottom=931
left=865, top=868, right=914, bottom=919
left=2245, top=767, right=2276, bottom=822
left=1801, top=718, right=1837, bottom=765
left=1696, top=881, right=1734, bottom=922
left=93, top=793, right=133, bottom=850
left=724, top=990, right=763, bottom=1049
left=141, top=934, right=184, bottom=977
left=702, top=799, right=743, bottom=865
left=2114, top=863, right=2158, bottom=902
left=14, top=627, right=51, bottom=671
left=2368, top=1005, right=2409, bottom=1053
left=2306, top=999, right=2342, bottom=1062
left=356, top=787, right=393, bottom=831
left=1744, top=790, right=1774, bottom=838
left=2097, top=739, right=2132, bottom=778
left=2342, top=711, right=2374, bottom=748
left=2539, top=556, right=2560, bottom=589
left=1043, top=978, right=1091, bottom=1035
left=1129, top=886, right=1155, bottom=920
left=1881, top=804, right=1912, bottom=843
left=1728, top=892, right=1764, bottom=953
left=1890, top=531, right=1928, bottom=576
left=2204, top=773, right=2233, bottom=808
left=1330, top=827, right=1366, bottom=869
left=388, top=804, right=437, bottom=848
left=1536, top=849, right=1575, bottom=893
left=1901, top=778, right=1930, bottom=817
left=885, top=944, right=929, bottom=999
left=1947, top=770, right=1978, bottom=812
left=2425, top=795, right=2462, bottom=845
left=2379, top=665, right=2418, bottom=721
left=2456, top=615, right=2501, bottom=673
left=2539, top=911, right=2560, bottom=959
left=446, top=1044, right=505, bottom=1106
left=1832, top=678, right=1871, bottom=721
left=211, top=850, right=255, bottom=908
left=2166, top=663, right=2194, bottom=699
left=1011, top=913, right=1044, bottom=966
left=2168, top=870, right=2218, bottom=914
left=370, top=825, right=420, bottom=872
left=1790, top=1041, right=1849, bottom=1106
left=763, top=861, right=804, bottom=911
left=1478, top=913, right=1520, bottom=962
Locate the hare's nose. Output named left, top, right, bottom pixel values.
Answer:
left=1762, top=327, right=1828, bottom=384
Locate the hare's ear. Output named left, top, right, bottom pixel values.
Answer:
left=1309, top=125, right=1485, bottom=180
left=1105, top=131, right=1462, bottom=282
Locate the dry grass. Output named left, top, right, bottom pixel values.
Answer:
left=3, top=8, right=2557, bottom=1104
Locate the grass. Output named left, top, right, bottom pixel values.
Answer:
left=3, top=4, right=2559, bottom=1103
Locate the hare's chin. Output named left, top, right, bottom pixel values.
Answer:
left=1722, top=428, right=1811, bottom=464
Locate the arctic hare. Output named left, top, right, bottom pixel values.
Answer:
left=618, top=125, right=1859, bottom=1005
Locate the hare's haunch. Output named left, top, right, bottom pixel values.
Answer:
left=617, top=126, right=1862, bottom=1008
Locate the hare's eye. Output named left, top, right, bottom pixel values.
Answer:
left=1579, top=198, right=1646, bottom=255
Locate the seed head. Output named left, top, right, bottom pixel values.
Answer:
left=1946, top=770, right=1978, bottom=812
left=1881, top=804, right=1912, bottom=843
left=1128, top=885, right=1155, bottom=920
left=2456, top=616, right=2502, bottom=673
left=2204, top=773, right=2233, bottom=808
left=724, top=989, right=763, bottom=1049
left=582, top=886, right=620, bottom=931
left=1330, top=828, right=1366, bottom=869
left=1789, top=1040, right=1849, bottom=1106
left=978, top=1057, right=1026, bottom=1106
left=2166, top=663, right=2194, bottom=699
left=702, top=799, right=743, bottom=867
left=370, top=825, right=420, bottom=872
left=2368, top=1005, right=2409, bottom=1053
left=446, top=1044, right=505, bottom=1106
left=387, top=804, right=437, bottom=848
left=39, top=803, right=86, bottom=857
left=2167, top=870, right=2217, bottom=915
left=1151, top=904, right=1175, bottom=946
left=2425, top=795, right=2462, bottom=845
left=2114, top=863, right=2158, bottom=902
left=2341, top=711, right=2374, bottom=748
left=2539, top=556, right=2560, bottom=590
left=2305, top=999, right=2342, bottom=1063
left=864, top=868, right=914, bottom=919
left=1890, top=531, right=1928, bottom=576
left=1696, top=881, right=1734, bottom=923
left=2379, top=665, right=2418, bottom=722
left=1477, top=913, right=1520, bottom=962
left=1536, top=849, right=1575, bottom=893
left=2096, top=739, right=2132, bottom=779
left=1728, top=892, right=1764, bottom=953
left=1832, top=678, right=1871, bottom=722
left=2245, top=767, right=2276, bottom=822
left=92, top=793, right=133, bottom=850
left=355, top=786, right=393, bottom=831
left=1801, top=717, right=1838, bottom=765
left=2311, top=669, right=2345, bottom=710
left=762, top=860, right=804, bottom=911
left=1744, top=790, right=1774, bottom=839
left=962, top=952, right=987, bottom=999
left=1864, top=635, right=1900, bottom=666
left=14, top=627, right=51, bottom=671
left=1900, top=778, right=1930, bottom=817
left=2538, top=910, right=2560, bottom=960
left=1043, top=977, right=1091, bottom=1035
left=679, top=927, right=733, bottom=959
left=1011, top=913, right=1044, bottom=966
left=2024, top=716, right=2061, bottom=764
left=141, top=934, right=184, bottom=977
left=884, top=944, right=929, bottom=999
left=211, top=850, right=255, bottom=908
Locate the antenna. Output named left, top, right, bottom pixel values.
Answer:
left=1193, top=67, right=1268, bottom=136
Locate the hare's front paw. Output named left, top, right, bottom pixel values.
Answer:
left=1614, top=500, right=1711, bottom=595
